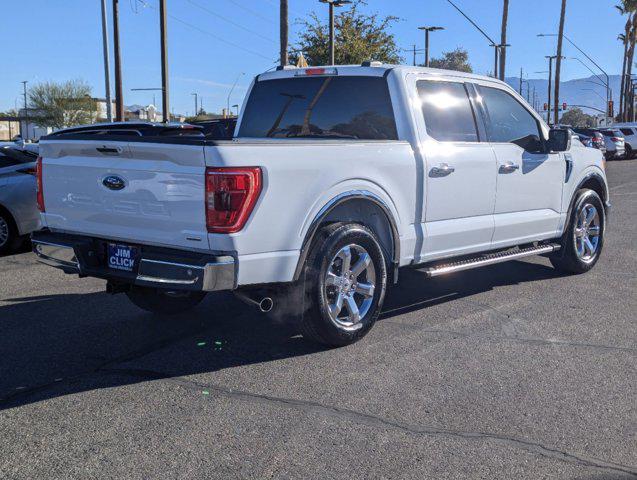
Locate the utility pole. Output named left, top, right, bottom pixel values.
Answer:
left=519, top=67, right=523, bottom=95
left=419, top=26, right=444, bottom=68
left=499, top=0, right=510, bottom=80
left=21, top=81, right=28, bottom=140
left=554, top=0, right=567, bottom=125
left=113, top=0, right=124, bottom=122
left=280, top=0, right=289, bottom=66
left=159, top=0, right=170, bottom=122
left=319, top=0, right=351, bottom=65
left=412, top=44, right=417, bottom=66
left=100, top=0, right=113, bottom=122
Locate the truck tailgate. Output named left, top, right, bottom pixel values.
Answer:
left=40, top=140, right=209, bottom=251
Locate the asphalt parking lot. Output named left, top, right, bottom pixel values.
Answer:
left=0, top=160, right=635, bottom=480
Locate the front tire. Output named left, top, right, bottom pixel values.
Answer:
left=126, top=286, right=206, bottom=315
left=551, top=189, right=605, bottom=274
left=299, top=223, right=387, bottom=347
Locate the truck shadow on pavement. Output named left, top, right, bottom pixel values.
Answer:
left=0, top=259, right=561, bottom=410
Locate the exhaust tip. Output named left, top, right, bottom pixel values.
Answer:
left=259, top=297, right=274, bottom=313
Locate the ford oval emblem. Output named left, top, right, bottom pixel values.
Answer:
left=103, top=175, right=126, bottom=191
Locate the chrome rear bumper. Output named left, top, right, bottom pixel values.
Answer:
left=32, top=232, right=236, bottom=292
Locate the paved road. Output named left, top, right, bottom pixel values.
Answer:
left=1, top=161, right=636, bottom=480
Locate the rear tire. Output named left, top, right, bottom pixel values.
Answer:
left=625, top=145, right=633, bottom=159
left=126, top=286, right=206, bottom=315
left=0, top=211, right=21, bottom=255
left=550, top=189, right=605, bottom=274
left=299, top=223, right=387, bottom=347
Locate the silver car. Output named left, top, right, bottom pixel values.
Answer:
left=0, top=146, right=40, bottom=254
left=600, top=129, right=626, bottom=160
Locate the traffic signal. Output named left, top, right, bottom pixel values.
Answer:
left=543, top=103, right=548, bottom=111
left=608, top=100, right=614, bottom=117
left=562, top=102, right=567, bottom=111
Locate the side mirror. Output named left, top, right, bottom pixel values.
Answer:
left=548, top=128, right=571, bottom=152
left=512, top=134, right=543, bottom=153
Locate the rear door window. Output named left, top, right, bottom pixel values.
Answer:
left=620, top=128, right=634, bottom=136
left=477, top=85, right=541, bottom=144
left=416, top=80, right=479, bottom=142
left=238, top=76, right=398, bottom=140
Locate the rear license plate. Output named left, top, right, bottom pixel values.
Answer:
left=108, top=243, right=139, bottom=272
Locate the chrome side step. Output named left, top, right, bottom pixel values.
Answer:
left=422, top=243, right=561, bottom=278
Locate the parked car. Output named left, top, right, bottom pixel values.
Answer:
left=616, top=126, right=637, bottom=158
left=0, top=146, right=40, bottom=254
left=32, top=64, right=609, bottom=347
left=572, top=128, right=607, bottom=156
left=576, top=134, right=592, bottom=148
left=600, top=129, right=626, bottom=160
left=192, top=118, right=237, bottom=140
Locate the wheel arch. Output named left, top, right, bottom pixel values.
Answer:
left=293, top=191, right=400, bottom=283
left=570, top=172, right=609, bottom=216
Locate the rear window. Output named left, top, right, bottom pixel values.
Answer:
left=602, top=130, right=621, bottom=137
left=238, top=76, right=398, bottom=140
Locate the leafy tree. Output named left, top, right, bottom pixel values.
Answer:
left=561, top=107, right=595, bottom=127
left=428, top=48, right=473, bottom=73
left=28, top=80, right=96, bottom=130
left=291, top=0, right=402, bottom=66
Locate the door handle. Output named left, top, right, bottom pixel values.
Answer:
left=499, top=162, right=520, bottom=173
left=430, top=163, right=455, bottom=177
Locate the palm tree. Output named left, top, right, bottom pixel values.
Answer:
left=619, top=32, right=628, bottom=119
left=617, top=1, right=637, bottom=120
left=499, top=0, right=510, bottom=81
left=280, top=0, right=289, bottom=66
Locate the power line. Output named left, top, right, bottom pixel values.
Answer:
left=142, top=0, right=274, bottom=61
left=226, top=0, right=276, bottom=23
left=186, top=0, right=277, bottom=44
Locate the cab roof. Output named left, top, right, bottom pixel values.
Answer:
left=257, top=63, right=508, bottom=87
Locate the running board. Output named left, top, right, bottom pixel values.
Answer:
left=422, top=244, right=561, bottom=278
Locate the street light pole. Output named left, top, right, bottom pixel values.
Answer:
left=227, top=72, right=244, bottom=118
left=21, top=81, right=28, bottom=140
left=191, top=93, right=198, bottom=117
left=418, top=26, right=444, bottom=67
left=319, top=0, right=351, bottom=65
left=546, top=56, right=557, bottom=124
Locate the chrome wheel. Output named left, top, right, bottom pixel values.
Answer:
left=0, top=216, right=9, bottom=248
left=574, top=203, right=601, bottom=263
left=324, top=244, right=376, bottom=331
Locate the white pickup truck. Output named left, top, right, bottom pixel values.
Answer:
left=33, top=64, right=610, bottom=347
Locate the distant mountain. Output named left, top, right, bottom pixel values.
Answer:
left=504, top=75, right=620, bottom=116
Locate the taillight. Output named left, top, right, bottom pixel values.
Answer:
left=205, top=167, right=262, bottom=233
left=611, top=137, right=621, bottom=142
left=36, top=156, right=45, bottom=212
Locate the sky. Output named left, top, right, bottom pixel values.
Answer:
left=0, top=0, right=626, bottom=116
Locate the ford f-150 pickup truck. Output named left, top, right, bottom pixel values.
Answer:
left=32, top=63, right=610, bottom=347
